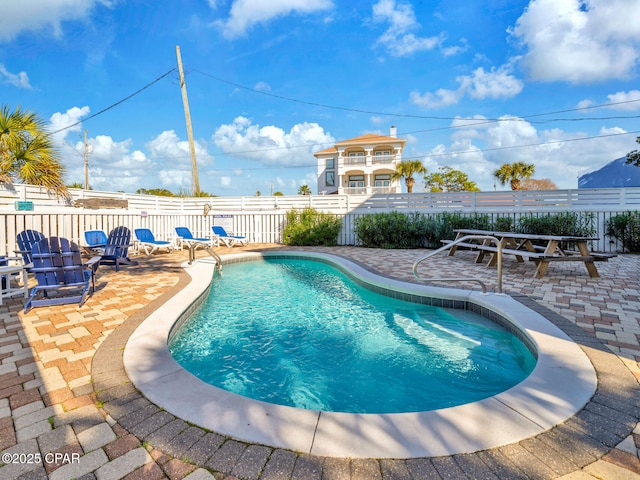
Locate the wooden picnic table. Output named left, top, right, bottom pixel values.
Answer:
left=445, top=228, right=615, bottom=279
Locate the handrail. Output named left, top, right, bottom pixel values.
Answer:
left=186, top=241, right=223, bottom=275
left=412, top=235, right=503, bottom=294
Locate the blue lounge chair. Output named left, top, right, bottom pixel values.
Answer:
left=100, top=226, right=137, bottom=271
left=175, top=227, right=212, bottom=248
left=83, top=230, right=108, bottom=254
left=134, top=228, right=174, bottom=255
left=212, top=226, right=248, bottom=247
left=24, top=237, right=100, bottom=313
left=16, top=230, right=45, bottom=266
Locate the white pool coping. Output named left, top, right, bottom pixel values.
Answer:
left=123, top=251, right=597, bottom=459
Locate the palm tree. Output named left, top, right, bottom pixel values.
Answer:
left=392, top=159, right=426, bottom=193
left=298, top=184, right=312, bottom=195
left=0, top=105, right=68, bottom=197
left=493, top=162, right=535, bottom=190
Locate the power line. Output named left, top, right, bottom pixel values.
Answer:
left=191, top=68, right=640, bottom=124
left=49, top=68, right=176, bottom=136
left=51, top=64, right=639, bottom=174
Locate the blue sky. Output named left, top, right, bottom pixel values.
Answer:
left=2, top=0, right=640, bottom=195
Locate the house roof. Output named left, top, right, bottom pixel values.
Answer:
left=335, top=133, right=405, bottom=147
left=313, top=133, right=405, bottom=157
left=314, top=146, right=338, bottom=155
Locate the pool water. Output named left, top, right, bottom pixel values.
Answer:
left=169, top=258, right=536, bottom=414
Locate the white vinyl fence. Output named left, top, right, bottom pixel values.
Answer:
left=1, top=184, right=640, bottom=255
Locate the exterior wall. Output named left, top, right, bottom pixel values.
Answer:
left=316, top=154, right=339, bottom=195
left=315, top=128, right=406, bottom=195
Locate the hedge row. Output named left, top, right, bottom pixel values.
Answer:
left=354, top=211, right=598, bottom=249
left=283, top=208, right=640, bottom=253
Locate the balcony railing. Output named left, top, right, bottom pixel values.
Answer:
left=342, top=154, right=398, bottom=167
left=343, top=187, right=367, bottom=195
left=342, top=186, right=396, bottom=195
left=372, top=155, right=395, bottom=164
left=344, top=157, right=366, bottom=166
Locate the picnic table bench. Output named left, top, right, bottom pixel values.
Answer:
left=444, top=229, right=615, bottom=278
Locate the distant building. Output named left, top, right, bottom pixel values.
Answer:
left=578, top=157, right=640, bottom=188
left=315, top=126, right=406, bottom=195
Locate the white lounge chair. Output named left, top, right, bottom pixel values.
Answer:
left=134, top=228, right=174, bottom=255
left=212, top=226, right=248, bottom=247
left=175, top=227, right=214, bottom=249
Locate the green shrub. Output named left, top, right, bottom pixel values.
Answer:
left=282, top=207, right=342, bottom=246
left=517, top=212, right=596, bottom=237
left=606, top=211, right=640, bottom=252
left=430, top=212, right=492, bottom=245
left=494, top=216, right=514, bottom=232
left=354, top=211, right=432, bottom=248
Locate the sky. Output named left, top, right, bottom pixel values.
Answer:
left=2, top=0, right=640, bottom=196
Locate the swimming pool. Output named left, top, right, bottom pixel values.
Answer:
left=169, top=258, right=536, bottom=413
left=124, top=251, right=597, bottom=458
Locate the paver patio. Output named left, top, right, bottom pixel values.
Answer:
left=0, top=244, right=639, bottom=479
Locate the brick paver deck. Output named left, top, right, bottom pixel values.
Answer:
left=0, top=244, right=639, bottom=479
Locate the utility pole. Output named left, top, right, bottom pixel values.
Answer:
left=84, top=129, right=89, bottom=190
left=176, top=45, right=200, bottom=196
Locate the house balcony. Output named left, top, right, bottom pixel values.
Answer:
left=344, top=157, right=366, bottom=166
left=341, top=186, right=398, bottom=195
left=339, top=154, right=399, bottom=173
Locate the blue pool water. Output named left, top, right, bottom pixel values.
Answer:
left=169, top=258, right=536, bottom=414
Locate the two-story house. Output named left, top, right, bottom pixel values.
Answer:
left=315, top=126, right=406, bottom=195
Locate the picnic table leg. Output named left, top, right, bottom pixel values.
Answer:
left=475, top=238, right=490, bottom=263
left=509, top=238, right=537, bottom=265
left=534, top=239, right=558, bottom=278
left=487, top=238, right=509, bottom=267
left=577, top=241, right=600, bottom=278
left=448, top=232, right=464, bottom=256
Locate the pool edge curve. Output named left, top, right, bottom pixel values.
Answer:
left=123, top=251, right=597, bottom=459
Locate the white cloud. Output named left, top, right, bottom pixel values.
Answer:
left=67, top=135, right=151, bottom=191
left=146, top=130, right=211, bottom=166
left=510, top=0, right=640, bottom=83
left=607, top=90, right=640, bottom=111
left=48, top=106, right=90, bottom=143
left=254, top=81, right=271, bottom=92
left=86, top=136, right=145, bottom=168
left=372, top=0, right=443, bottom=56
left=576, top=99, right=594, bottom=110
left=216, top=0, right=333, bottom=39
left=410, top=88, right=461, bottom=109
left=459, top=66, right=524, bottom=100
left=0, top=64, right=31, bottom=89
left=0, top=0, right=109, bottom=42
left=441, top=38, right=469, bottom=57
left=422, top=116, right=632, bottom=190
left=212, top=116, right=335, bottom=166
left=158, top=170, right=193, bottom=188
left=411, top=65, right=523, bottom=108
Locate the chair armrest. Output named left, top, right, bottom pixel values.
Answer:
left=84, top=257, right=101, bottom=268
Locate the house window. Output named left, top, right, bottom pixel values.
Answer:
left=326, top=171, right=335, bottom=186
left=326, top=158, right=335, bottom=169
left=374, top=174, right=391, bottom=187
left=349, top=175, right=365, bottom=188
